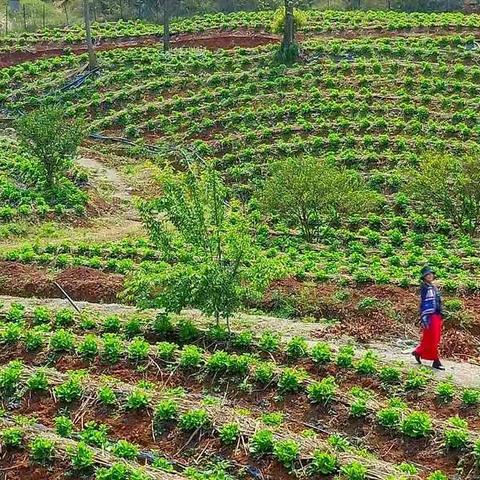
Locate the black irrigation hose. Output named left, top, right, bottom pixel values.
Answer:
left=59, top=65, right=101, bottom=92
left=88, top=132, right=161, bottom=152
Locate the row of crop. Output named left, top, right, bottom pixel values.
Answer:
left=0, top=415, right=182, bottom=480
left=32, top=57, right=480, bottom=120
left=1, top=302, right=478, bottom=406
left=1, top=362, right=419, bottom=480
left=2, top=10, right=480, bottom=47
left=8, top=41, right=479, bottom=118
left=3, top=334, right=480, bottom=477
left=2, top=358, right=479, bottom=479
left=85, top=73, right=480, bottom=137
left=2, top=32, right=477, bottom=100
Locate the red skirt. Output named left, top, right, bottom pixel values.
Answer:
left=415, top=313, right=443, bottom=361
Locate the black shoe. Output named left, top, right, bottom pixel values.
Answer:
left=432, top=360, right=445, bottom=370
left=412, top=351, right=422, bottom=364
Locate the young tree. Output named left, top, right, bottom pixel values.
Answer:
left=57, top=0, right=97, bottom=70
left=261, top=156, right=381, bottom=241
left=83, top=0, right=97, bottom=69
left=157, top=0, right=172, bottom=52
left=132, top=157, right=285, bottom=330
left=15, top=106, right=85, bottom=190
left=272, top=1, right=305, bottom=64
left=404, top=153, right=480, bottom=235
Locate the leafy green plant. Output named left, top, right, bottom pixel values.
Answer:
left=262, top=412, right=284, bottom=427
left=177, top=319, right=200, bottom=344
left=49, top=328, right=75, bottom=352
left=376, top=398, right=407, bottom=430
left=126, top=389, right=150, bottom=410
left=124, top=316, right=143, bottom=339
left=219, top=423, right=240, bottom=446
left=444, top=416, right=469, bottom=449
left=111, top=439, right=139, bottom=460
left=349, top=387, right=371, bottom=418
left=286, top=336, right=308, bottom=360
left=253, top=361, right=275, bottom=385
left=154, top=399, right=179, bottom=425
left=404, top=368, right=430, bottom=390
left=55, top=308, right=75, bottom=327
left=259, top=331, right=281, bottom=353
left=6, top=303, right=25, bottom=323
left=0, top=360, right=23, bottom=396
left=207, top=350, right=231, bottom=373
left=310, top=342, right=332, bottom=364
left=473, top=439, right=480, bottom=466
left=233, top=330, right=253, bottom=350
left=27, top=369, right=49, bottom=392
left=379, top=365, right=401, bottom=385
left=103, top=315, right=121, bottom=333
left=340, top=461, right=367, bottom=480
left=436, top=380, right=455, bottom=403
left=426, top=471, right=448, bottom=480
left=277, top=367, right=307, bottom=394
left=152, top=313, right=174, bottom=338
left=179, top=345, right=203, bottom=369
left=249, top=429, right=274, bottom=456
left=68, top=441, right=94, bottom=472
left=400, top=411, right=433, bottom=438
left=29, top=436, right=55, bottom=464
left=98, top=386, right=117, bottom=407
left=156, top=341, right=177, bottom=361
left=77, top=334, right=99, bottom=361
left=24, top=328, right=45, bottom=352
left=355, top=350, right=378, bottom=375
left=178, top=409, right=210, bottom=432
left=32, top=306, right=51, bottom=325
left=307, top=376, right=338, bottom=405
left=127, top=338, right=150, bottom=362
left=54, top=415, right=74, bottom=437
left=101, top=334, right=124, bottom=364
left=1, top=427, right=24, bottom=448
left=310, top=450, right=338, bottom=475
left=273, top=439, right=299, bottom=468
left=80, top=421, right=109, bottom=447
left=461, top=388, right=480, bottom=407
left=336, top=345, right=355, bottom=368
left=54, top=371, right=85, bottom=403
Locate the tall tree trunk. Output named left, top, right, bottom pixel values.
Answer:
left=282, top=0, right=294, bottom=50
left=163, top=0, right=171, bottom=52
left=83, top=0, right=98, bottom=70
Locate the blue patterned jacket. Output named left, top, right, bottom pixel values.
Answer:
left=420, top=282, right=442, bottom=327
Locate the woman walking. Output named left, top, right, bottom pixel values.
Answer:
left=412, top=266, right=445, bottom=370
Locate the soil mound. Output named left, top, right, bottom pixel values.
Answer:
left=55, top=267, right=124, bottom=303
left=0, top=261, right=56, bottom=297
left=0, top=261, right=124, bottom=303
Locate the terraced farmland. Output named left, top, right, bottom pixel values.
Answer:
left=1, top=7, right=480, bottom=480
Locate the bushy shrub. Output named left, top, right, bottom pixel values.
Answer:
left=310, top=450, right=338, bottom=475
left=249, top=429, right=274, bottom=456
left=307, top=376, right=338, bottom=405
left=400, top=411, right=433, bottom=438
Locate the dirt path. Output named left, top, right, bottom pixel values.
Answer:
left=1, top=294, right=478, bottom=388
left=2, top=26, right=480, bottom=68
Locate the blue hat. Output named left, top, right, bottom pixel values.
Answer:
left=420, top=266, right=434, bottom=279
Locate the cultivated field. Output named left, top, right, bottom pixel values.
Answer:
left=0, top=8, right=480, bottom=480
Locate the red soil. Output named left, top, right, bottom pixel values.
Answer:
left=263, top=277, right=480, bottom=361
left=0, top=450, right=70, bottom=480
left=0, top=30, right=280, bottom=68
left=0, top=261, right=124, bottom=304
left=3, top=25, right=480, bottom=69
